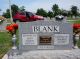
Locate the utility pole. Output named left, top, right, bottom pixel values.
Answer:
left=9, top=0, right=13, bottom=23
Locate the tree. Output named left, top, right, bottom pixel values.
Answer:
left=36, top=8, right=47, bottom=17
left=19, top=6, right=25, bottom=12
left=3, top=4, right=19, bottom=18
left=71, top=6, right=78, bottom=17
left=47, top=11, right=54, bottom=19
left=3, top=9, right=10, bottom=18
left=0, top=9, right=2, bottom=15
left=0, top=9, right=1, bottom=11
left=11, top=4, right=19, bottom=16
left=52, top=4, right=60, bottom=16
left=61, top=9, right=68, bottom=16
left=67, top=11, right=72, bottom=17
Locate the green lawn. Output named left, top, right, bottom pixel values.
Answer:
left=67, top=17, right=80, bottom=23
left=0, top=31, right=19, bottom=59
left=68, top=20, right=80, bottom=23
left=0, top=32, right=12, bottom=59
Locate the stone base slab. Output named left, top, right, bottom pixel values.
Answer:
left=3, top=49, right=80, bottom=59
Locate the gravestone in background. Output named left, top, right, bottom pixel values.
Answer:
left=18, top=20, right=73, bottom=51
left=0, top=20, right=6, bottom=31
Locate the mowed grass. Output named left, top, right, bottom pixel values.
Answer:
left=67, top=17, right=80, bottom=23
left=0, top=32, right=12, bottom=59
left=68, top=20, right=80, bottom=23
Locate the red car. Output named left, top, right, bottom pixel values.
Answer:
left=13, top=11, right=44, bottom=22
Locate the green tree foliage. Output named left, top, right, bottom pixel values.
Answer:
left=2, top=9, right=10, bottom=18
left=0, top=9, right=1, bottom=11
left=0, top=9, right=2, bottom=15
left=47, top=11, right=54, bottom=19
left=61, top=10, right=68, bottom=16
left=19, top=6, right=25, bottom=12
left=36, top=8, right=47, bottom=17
left=11, top=4, right=19, bottom=16
left=2, top=4, right=80, bottom=18
left=3, top=4, right=19, bottom=18
left=67, top=11, right=72, bottom=17
left=71, top=6, right=78, bottom=17
left=52, top=4, right=60, bottom=16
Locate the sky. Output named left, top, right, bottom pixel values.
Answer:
left=0, top=0, right=80, bottom=15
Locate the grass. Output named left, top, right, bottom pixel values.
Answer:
left=67, top=17, right=80, bottom=23
left=0, top=32, right=12, bottom=59
left=0, top=31, right=19, bottom=59
left=68, top=20, right=80, bottom=23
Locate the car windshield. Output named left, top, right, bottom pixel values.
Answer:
left=27, top=12, right=35, bottom=16
left=19, top=12, right=26, bottom=15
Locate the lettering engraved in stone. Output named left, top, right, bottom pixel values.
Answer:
left=32, top=26, right=59, bottom=32
left=22, top=34, right=37, bottom=45
left=54, top=34, right=69, bottom=45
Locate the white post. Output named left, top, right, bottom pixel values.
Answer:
left=75, top=34, right=79, bottom=40
left=12, top=34, right=17, bottom=49
left=9, top=0, right=13, bottom=23
left=74, top=34, right=79, bottom=49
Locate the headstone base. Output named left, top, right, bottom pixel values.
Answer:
left=8, top=49, right=80, bottom=59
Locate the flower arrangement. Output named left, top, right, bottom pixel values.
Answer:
left=73, top=24, right=80, bottom=29
left=6, top=23, right=18, bottom=36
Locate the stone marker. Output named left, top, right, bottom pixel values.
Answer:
left=0, top=20, right=6, bottom=31
left=6, top=17, right=80, bottom=59
left=18, top=20, right=73, bottom=51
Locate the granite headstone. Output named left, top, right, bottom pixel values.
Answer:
left=18, top=20, right=73, bottom=51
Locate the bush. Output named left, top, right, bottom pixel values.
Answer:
left=0, top=20, right=4, bottom=24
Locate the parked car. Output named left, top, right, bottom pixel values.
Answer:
left=55, top=15, right=64, bottom=21
left=13, top=11, right=44, bottom=22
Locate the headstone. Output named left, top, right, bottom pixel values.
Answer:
left=8, top=19, right=75, bottom=59
left=18, top=20, right=73, bottom=51
left=0, top=20, right=6, bottom=31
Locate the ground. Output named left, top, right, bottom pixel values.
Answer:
left=6, top=49, right=80, bottom=59
left=0, top=32, right=12, bottom=59
left=0, top=18, right=80, bottom=59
